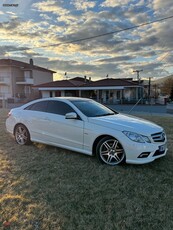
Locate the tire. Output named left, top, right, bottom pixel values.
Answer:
left=96, top=136, right=125, bottom=166
left=14, top=124, right=31, bottom=145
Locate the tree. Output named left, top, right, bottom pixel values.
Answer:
left=160, top=77, right=173, bottom=96
left=170, top=85, right=173, bottom=101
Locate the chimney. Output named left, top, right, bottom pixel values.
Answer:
left=84, top=75, right=87, bottom=82
left=29, top=58, right=34, bottom=68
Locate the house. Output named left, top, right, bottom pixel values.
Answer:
left=35, top=77, right=144, bottom=104
left=0, top=58, right=56, bottom=102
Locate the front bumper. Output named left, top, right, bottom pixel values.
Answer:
left=126, top=148, right=168, bottom=164
left=123, top=138, right=168, bottom=164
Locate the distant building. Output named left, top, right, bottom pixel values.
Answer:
left=35, top=77, right=144, bottom=104
left=0, top=58, right=56, bottom=102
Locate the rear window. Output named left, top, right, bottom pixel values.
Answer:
left=25, top=100, right=75, bottom=116
left=25, top=101, right=48, bottom=112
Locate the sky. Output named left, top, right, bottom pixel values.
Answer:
left=0, top=0, right=173, bottom=81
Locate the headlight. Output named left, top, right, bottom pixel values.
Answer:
left=122, top=131, right=151, bottom=143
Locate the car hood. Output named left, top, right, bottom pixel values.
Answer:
left=88, top=113, right=163, bottom=135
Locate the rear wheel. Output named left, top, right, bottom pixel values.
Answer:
left=14, top=124, right=31, bottom=145
left=96, top=136, right=125, bottom=166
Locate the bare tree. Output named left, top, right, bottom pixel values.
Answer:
left=160, top=77, right=173, bottom=96
left=170, top=86, right=173, bottom=101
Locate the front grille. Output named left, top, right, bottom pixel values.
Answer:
left=151, top=132, right=165, bottom=143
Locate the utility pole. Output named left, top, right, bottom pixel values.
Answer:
left=148, top=77, right=151, bottom=104
left=133, top=69, right=143, bottom=81
left=133, top=69, right=143, bottom=102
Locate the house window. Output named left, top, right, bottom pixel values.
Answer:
left=106, top=91, right=109, bottom=100
left=24, top=71, right=32, bottom=79
left=117, top=91, right=120, bottom=99
left=110, top=92, right=113, bottom=98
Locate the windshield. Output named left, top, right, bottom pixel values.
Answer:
left=71, top=100, right=117, bottom=117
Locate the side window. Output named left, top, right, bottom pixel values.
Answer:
left=25, top=101, right=48, bottom=112
left=46, top=101, right=75, bottom=115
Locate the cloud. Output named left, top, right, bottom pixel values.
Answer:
left=153, top=0, right=173, bottom=10
left=32, top=1, right=69, bottom=16
left=33, top=0, right=79, bottom=25
left=0, top=45, right=28, bottom=57
left=154, top=20, right=173, bottom=49
left=96, top=55, right=134, bottom=63
left=19, top=50, right=42, bottom=58
left=72, top=0, right=96, bottom=11
left=39, top=13, right=53, bottom=21
left=0, top=18, right=55, bottom=49
left=101, top=0, right=131, bottom=8
left=0, top=0, right=173, bottom=80
left=0, top=17, right=20, bottom=29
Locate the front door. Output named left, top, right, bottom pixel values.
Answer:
left=45, top=100, right=84, bottom=149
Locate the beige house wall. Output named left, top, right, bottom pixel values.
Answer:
left=0, top=64, right=54, bottom=101
left=0, top=66, right=12, bottom=98
left=12, top=66, right=25, bottom=97
left=33, top=70, right=53, bottom=85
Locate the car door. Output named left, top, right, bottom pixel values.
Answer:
left=23, top=100, right=52, bottom=142
left=45, top=100, right=84, bottom=150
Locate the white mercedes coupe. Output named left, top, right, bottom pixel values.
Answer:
left=6, top=97, right=168, bottom=166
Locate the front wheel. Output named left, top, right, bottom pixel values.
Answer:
left=96, top=136, right=125, bottom=166
left=14, top=124, right=31, bottom=145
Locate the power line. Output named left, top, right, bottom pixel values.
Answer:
left=159, top=52, right=173, bottom=75
left=39, top=15, right=173, bottom=48
left=143, top=51, right=172, bottom=76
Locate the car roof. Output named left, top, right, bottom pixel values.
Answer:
left=56, top=97, right=90, bottom=101
left=20, top=97, right=91, bottom=108
left=41, top=97, right=91, bottom=102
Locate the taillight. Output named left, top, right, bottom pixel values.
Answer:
left=7, top=111, right=12, bottom=118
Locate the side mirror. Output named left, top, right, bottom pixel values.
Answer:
left=65, top=112, right=78, bottom=119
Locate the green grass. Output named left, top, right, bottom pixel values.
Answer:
left=0, top=109, right=173, bottom=230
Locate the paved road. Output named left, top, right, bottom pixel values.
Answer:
left=108, top=104, right=173, bottom=117
left=109, top=104, right=166, bottom=113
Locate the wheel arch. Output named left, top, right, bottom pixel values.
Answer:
left=92, top=134, right=115, bottom=156
left=93, top=134, right=126, bottom=165
left=13, top=123, right=31, bottom=145
left=13, top=123, right=30, bottom=135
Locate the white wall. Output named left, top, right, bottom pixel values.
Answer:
left=42, top=91, right=50, bottom=98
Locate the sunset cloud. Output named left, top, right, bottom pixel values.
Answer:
left=0, top=0, right=172, bottom=80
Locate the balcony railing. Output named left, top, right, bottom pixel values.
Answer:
left=0, top=93, right=11, bottom=98
left=16, top=77, right=34, bottom=85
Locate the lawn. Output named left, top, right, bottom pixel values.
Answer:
left=0, top=109, right=173, bottom=230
